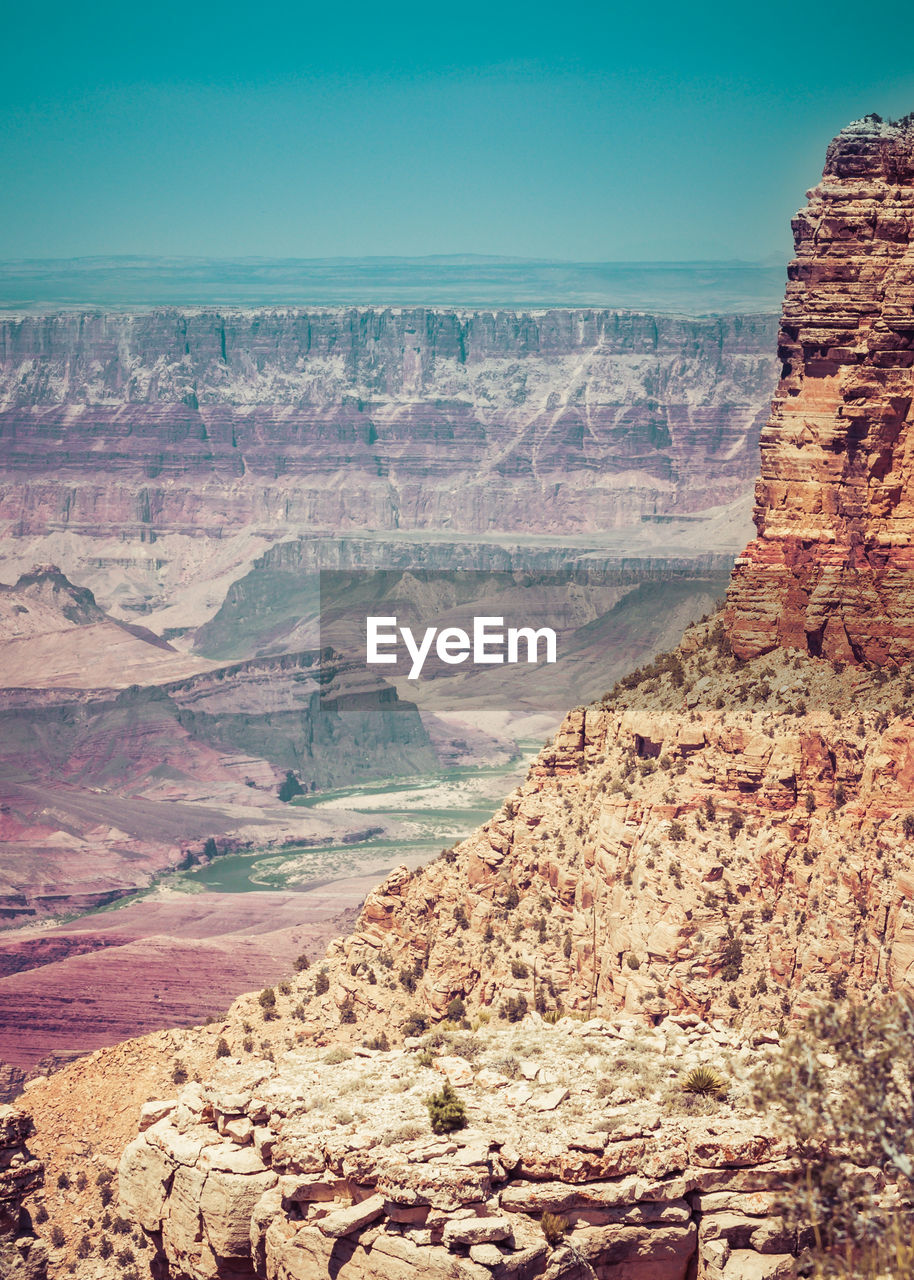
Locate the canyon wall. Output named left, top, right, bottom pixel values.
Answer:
left=0, top=308, right=776, bottom=545
left=727, top=117, right=914, bottom=663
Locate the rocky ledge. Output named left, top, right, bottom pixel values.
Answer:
left=117, top=1014, right=818, bottom=1280
left=0, top=1105, right=46, bottom=1280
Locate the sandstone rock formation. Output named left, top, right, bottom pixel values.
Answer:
left=0, top=1106, right=46, bottom=1280
left=118, top=1017, right=807, bottom=1280
left=727, top=116, right=914, bottom=663
left=197, top=619, right=914, bottom=1044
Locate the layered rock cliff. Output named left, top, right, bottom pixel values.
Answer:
left=727, top=117, right=914, bottom=663
left=0, top=308, right=775, bottom=545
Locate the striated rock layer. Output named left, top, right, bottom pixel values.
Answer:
left=0, top=308, right=775, bottom=544
left=727, top=117, right=914, bottom=663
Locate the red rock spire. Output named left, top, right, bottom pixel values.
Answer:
left=726, top=115, right=914, bottom=665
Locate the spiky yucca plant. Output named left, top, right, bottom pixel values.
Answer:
left=681, top=1065, right=727, bottom=1097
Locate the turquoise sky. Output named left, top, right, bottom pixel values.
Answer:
left=3, top=0, right=914, bottom=261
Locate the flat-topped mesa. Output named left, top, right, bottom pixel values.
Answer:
left=726, top=115, right=914, bottom=664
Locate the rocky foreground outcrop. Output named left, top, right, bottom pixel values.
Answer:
left=727, top=116, right=914, bottom=663
left=118, top=1016, right=812, bottom=1280
left=0, top=1105, right=46, bottom=1280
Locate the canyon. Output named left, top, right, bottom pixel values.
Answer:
left=24, top=112, right=901, bottom=1280
left=0, top=298, right=777, bottom=1078
left=3, top=113, right=914, bottom=1280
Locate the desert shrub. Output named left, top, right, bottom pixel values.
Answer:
left=728, top=812, right=744, bottom=839
left=669, top=820, right=685, bottom=841
left=242, top=1035, right=254, bottom=1053
left=314, top=969, right=330, bottom=995
left=382, top=1121, right=424, bottom=1146
left=294, top=952, right=310, bottom=970
left=56, top=1172, right=70, bottom=1190
left=75, top=1169, right=88, bottom=1191
left=323, top=1045, right=352, bottom=1065
left=563, top=931, right=573, bottom=958
left=98, top=1236, right=113, bottom=1259
left=339, top=996, right=357, bottom=1024
left=719, top=936, right=743, bottom=981
left=753, top=995, right=914, bottom=1265
left=454, top=903, right=469, bottom=929
left=116, top=1246, right=136, bottom=1266
left=511, top=959, right=529, bottom=979
left=50, top=1225, right=66, bottom=1247
left=505, top=885, right=520, bottom=910
left=447, top=1033, right=483, bottom=1062
left=626, top=954, right=640, bottom=970
left=541, top=1211, right=569, bottom=1245
left=682, top=1066, right=727, bottom=1097
left=278, top=979, right=292, bottom=995
left=502, top=994, right=528, bottom=1022
left=417, top=1049, right=435, bottom=1067
left=34, top=1204, right=48, bottom=1224
left=426, top=1082, right=467, bottom=1134
left=446, top=997, right=466, bottom=1021
left=399, top=968, right=417, bottom=993
left=364, top=1030, right=390, bottom=1051
left=215, top=1037, right=231, bottom=1058
left=402, top=1011, right=428, bottom=1037
left=76, top=1234, right=92, bottom=1259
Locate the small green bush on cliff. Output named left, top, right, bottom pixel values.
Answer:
left=426, top=1082, right=467, bottom=1134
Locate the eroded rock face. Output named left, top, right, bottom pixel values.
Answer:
left=0, top=1105, right=47, bottom=1280
left=0, top=309, right=776, bottom=542
left=211, top=619, right=914, bottom=1045
left=118, top=1020, right=806, bottom=1280
left=727, top=117, right=914, bottom=664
